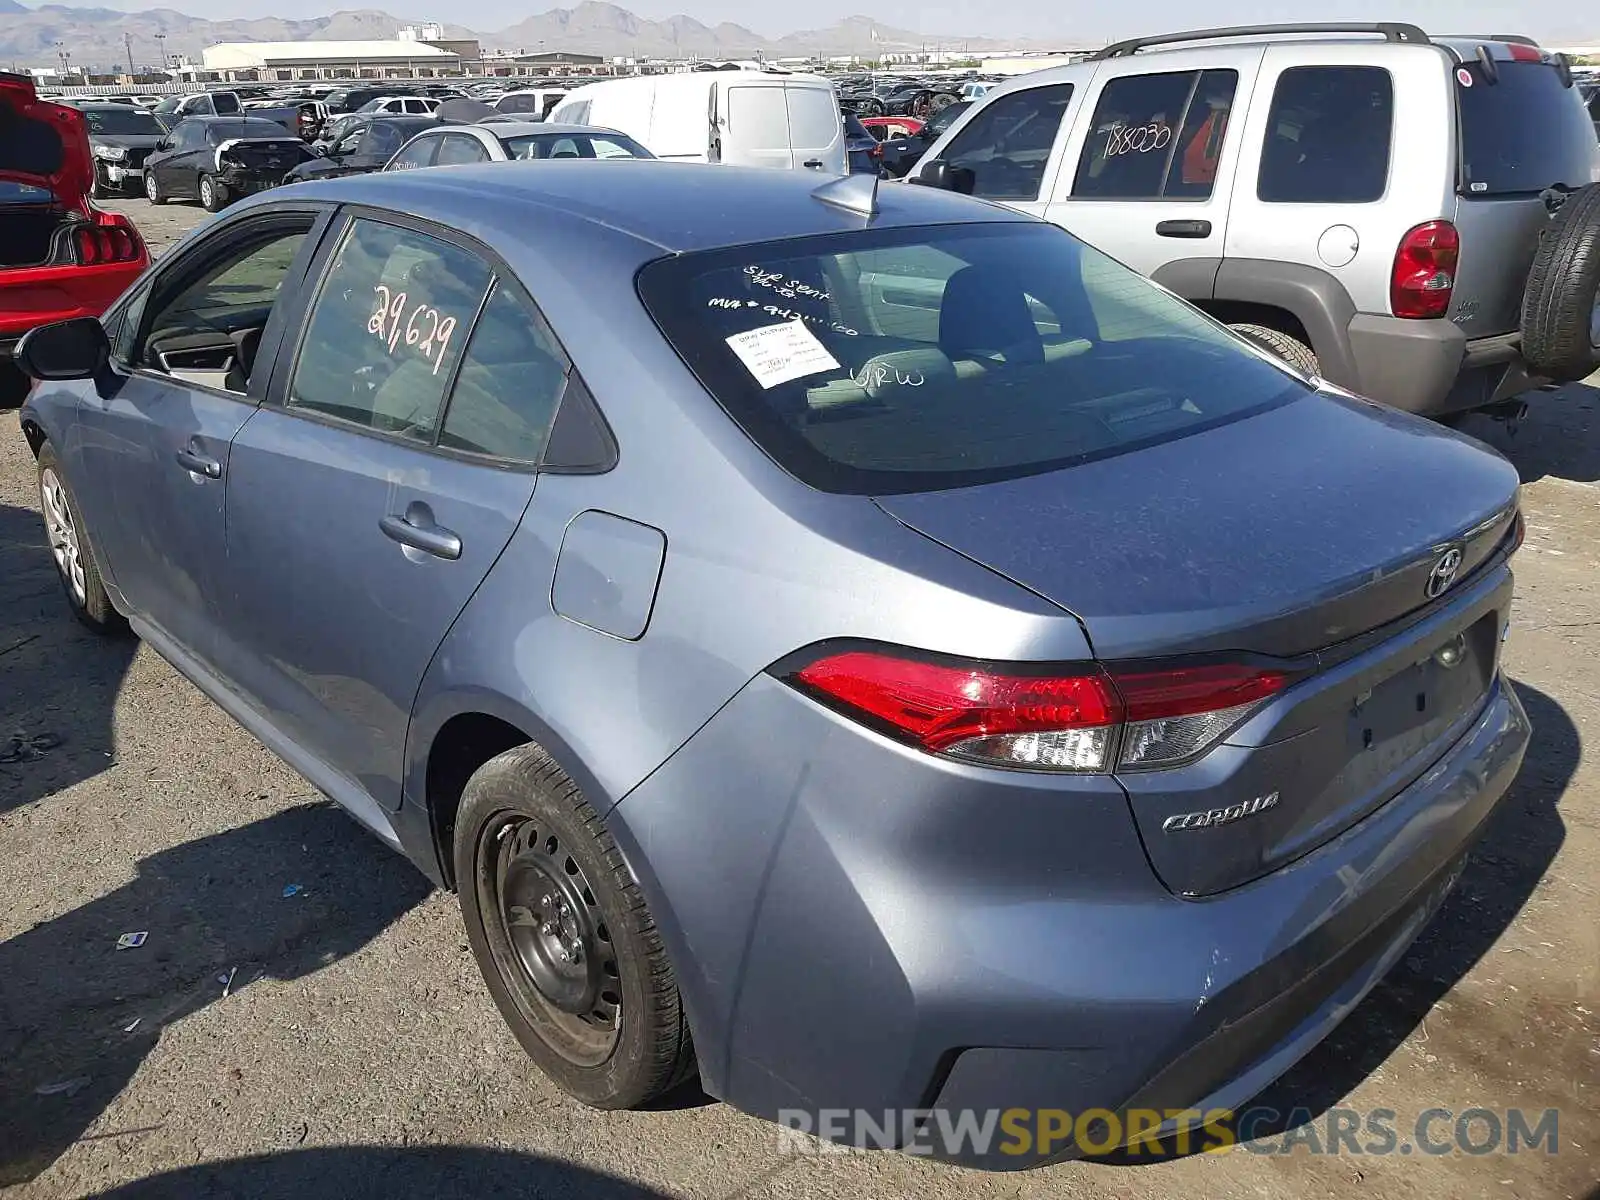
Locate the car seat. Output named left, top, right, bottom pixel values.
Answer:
left=938, top=264, right=1044, bottom=366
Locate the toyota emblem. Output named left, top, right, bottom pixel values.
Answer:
left=1425, top=548, right=1463, bottom=599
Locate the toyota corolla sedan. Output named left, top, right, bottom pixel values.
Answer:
left=14, top=162, right=1529, bottom=1168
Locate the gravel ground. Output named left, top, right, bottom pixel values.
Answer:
left=1, top=197, right=1597, bottom=1200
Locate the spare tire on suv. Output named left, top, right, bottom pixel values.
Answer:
left=1521, top=183, right=1600, bottom=382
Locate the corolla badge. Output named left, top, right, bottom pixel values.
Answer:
left=1162, top=791, right=1280, bottom=833
left=1425, top=548, right=1464, bottom=600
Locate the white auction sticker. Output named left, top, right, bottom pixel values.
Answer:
left=724, top=320, right=840, bottom=389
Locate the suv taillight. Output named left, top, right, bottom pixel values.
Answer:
left=786, top=650, right=1294, bottom=772
left=74, top=219, right=143, bottom=267
left=1391, top=220, right=1459, bottom=319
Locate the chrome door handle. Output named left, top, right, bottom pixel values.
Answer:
left=174, top=445, right=221, bottom=479
left=380, top=504, right=461, bottom=561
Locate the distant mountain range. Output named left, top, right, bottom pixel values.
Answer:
left=0, top=2, right=1042, bottom=71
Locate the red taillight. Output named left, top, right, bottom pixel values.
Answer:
left=1391, top=220, right=1459, bottom=319
left=788, top=650, right=1292, bottom=772
left=1505, top=43, right=1543, bottom=62
left=74, top=219, right=143, bottom=267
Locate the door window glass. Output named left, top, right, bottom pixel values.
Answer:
left=439, top=285, right=568, bottom=461
left=387, top=136, right=438, bottom=170
left=362, top=122, right=406, bottom=158
left=1072, top=70, right=1237, bottom=200
left=135, top=224, right=311, bottom=391
left=1257, top=67, right=1393, bottom=203
left=729, top=87, right=791, bottom=151
left=288, top=219, right=492, bottom=441
left=935, top=84, right=1074, bottom=201
left=786, top=86, right=844, bottom=148
left=435, top=133, right=489, bottom=165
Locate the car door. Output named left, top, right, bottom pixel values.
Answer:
left=171, top=121, right=212, bottom=197
left=723, top=82, right=794, bottom=169
left=152, top=120, right=196, bottom=193
left=223, top=212, right=554, bottom=809
left=1047, top=52, right=1260, bottom=282
left=917, top=81, right=1082, bottom=219
left=67, top=207, right=329, bottom=668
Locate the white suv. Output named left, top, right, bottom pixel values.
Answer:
left=910, top=23, right=1600, bottom=419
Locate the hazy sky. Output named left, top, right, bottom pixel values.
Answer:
left=21, top=0, right=1596, bottom=42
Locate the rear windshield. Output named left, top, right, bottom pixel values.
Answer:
left=206, top=120, right=290, bottom=143
left=1457, top=61, right=1598, bottom=195
left=502, top=131, right=650, bottom=159
left=82, top=107, right=164, bottom=135
left=637, top=223, right=1307, bottom=495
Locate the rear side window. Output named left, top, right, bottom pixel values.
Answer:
left=637, top=223, right=1305, bottom=495
left=212, top=93, right=241, bottom=115
left=934, top=84, right=1074, bottom=201
left=1072, top=69, right=1239, bottom=200
left=1457, top=61, right=1599, bottom=195
left=289, top=219, right=491, bottom=442
left=435, top=133, right=489, bottom=165
left=439, top=285, right=568, bottom=461
left=1257, top=66, right=1394, bottom=203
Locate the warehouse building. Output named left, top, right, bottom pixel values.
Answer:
left=192, top=39, right=464, bottom=82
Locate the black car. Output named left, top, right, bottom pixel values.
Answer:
left=79, top=102, right=167, bottom=198
left=284, top=115, right=439, bottom=183
left=844, top=81, right=961, bottom=120
left=143, top=116, right=316, bottom=212
left=877, top=99, right=970, bottom=178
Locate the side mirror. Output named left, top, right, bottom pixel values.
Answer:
left=916, top=160, right=975, bottom=194
left=15, top=317, right=110, bottom=381
left=155, top=138, right=171, bottom=152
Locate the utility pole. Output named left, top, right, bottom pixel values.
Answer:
left=125, top=32, right=136, bottom=76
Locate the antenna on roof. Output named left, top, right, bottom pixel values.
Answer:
left=811, top=171, right=878, bottom=218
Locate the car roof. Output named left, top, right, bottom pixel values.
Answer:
left=275, top=160, right=1034, bottom=255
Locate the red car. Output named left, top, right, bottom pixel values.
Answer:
left=858, top=116, right=924, bottom=142
left=2, top=72, right=147, bottom=407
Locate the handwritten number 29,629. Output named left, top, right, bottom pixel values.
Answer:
left=369, top=284, right=458, bottom=377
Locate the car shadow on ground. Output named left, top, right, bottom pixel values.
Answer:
left=1093, top=679, right=1574, bottom=1163
left=0, top=804, right=434, bottom=1188
left=1456, top=382, right=1600, bottom=485
left=80, top=1146, right=676, bottom=1199
left=0, top=500, right=139, bottom=816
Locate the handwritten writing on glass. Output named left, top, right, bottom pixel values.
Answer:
left=1105, top=121, right=1173, bottom=157
left=370, top=284, right=459, bottom=377
left=744, top=265, right=830, bottom=303
left=852, top=362, right=925, bottom=389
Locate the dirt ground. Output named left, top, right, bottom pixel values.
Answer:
left=1, top=197, right=1596, bottom=1200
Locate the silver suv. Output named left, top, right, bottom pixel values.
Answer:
left=910, top=23, right=1600, bottom=419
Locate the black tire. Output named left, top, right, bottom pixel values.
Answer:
left=1229, top=322, right=1320, bottom=377
left=35, top=442, right=127, bottom=635
left=199, top=174, right=227, bottom=213
left=455, top=743, right=695, bottom=1109
left=144, top=170, right=166, bottom=205
left=1521, top=183, right=1600, bottom=383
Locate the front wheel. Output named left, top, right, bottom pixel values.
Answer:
left=36, top=443, right=126, bottom=635
left=454, top=743, right=695, bottom=1109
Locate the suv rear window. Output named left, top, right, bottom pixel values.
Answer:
left=1457, top=60, right=1598, bottom=195
left=637, top=223, right=1306, bottom=495
left=1258, top=66, right=1394, bottom=203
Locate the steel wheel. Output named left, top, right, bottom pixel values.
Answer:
left=39, top=467, right=86, bottom=607
left=482, top=812, right=621, bottom=1067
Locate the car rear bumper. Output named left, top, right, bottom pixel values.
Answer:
left=611, top=667, right=1529, bottom=1169
left=1347, top=314, right=1542, bottom=416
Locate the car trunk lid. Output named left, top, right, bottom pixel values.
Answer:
left=216, top=137, right=307, bottom=173
left=874, top=394, right=1521, bottom=895
left=1446, top=50, right=1600, bottom=339
left=0, top=71, right=91, bottom=209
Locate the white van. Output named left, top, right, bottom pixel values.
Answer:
left=548, top=73, right=846, bottom=173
